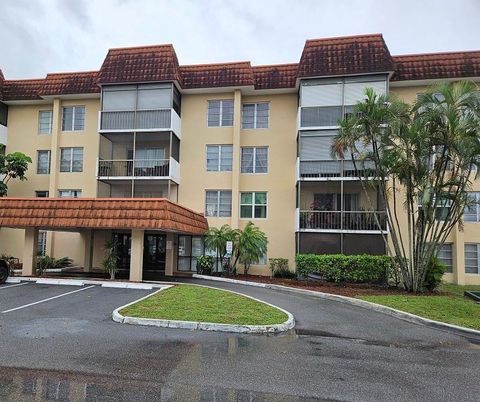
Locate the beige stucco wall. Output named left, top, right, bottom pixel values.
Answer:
left=1, top=81, right=480, bottom=284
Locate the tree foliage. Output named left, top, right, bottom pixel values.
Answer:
left=333, top=81, right=480, bottom=292
left=0, top=144, right=32, bottom=196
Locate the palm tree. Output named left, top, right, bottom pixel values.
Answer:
left=204, top=224, right=238, bottom=274
left=333, top=81, right=480, bottom=292
left=233, top=222, right=268, bottom=275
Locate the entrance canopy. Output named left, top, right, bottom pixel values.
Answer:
left=0, top=198, right=208, bottom=234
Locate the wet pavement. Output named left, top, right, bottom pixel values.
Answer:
left=0, top=280, right=479, bottom=401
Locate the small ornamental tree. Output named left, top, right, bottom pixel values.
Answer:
left=233, top=222, right=268, bottom=275
left=0, top=144, right=32, bottom=196
left=204, top=224, right=238, bottom=274
left=333, top=81, right=480, bottom=292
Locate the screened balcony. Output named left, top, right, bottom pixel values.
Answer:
left=296, top=181, right=387, bottom=233
left=297, top=158, right=377, bottom=180
left=99, top=83, right=181, bottom=137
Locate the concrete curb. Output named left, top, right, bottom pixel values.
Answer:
left=192, top=274, right=480, bottom=338
left=113, top=284, right=295, bottom=334
left=5, top=276, right=168, bottom=290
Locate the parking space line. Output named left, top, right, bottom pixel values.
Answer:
left=0, top=282, right=29, bottom=291
left=1, top=285, right=96, bottom=314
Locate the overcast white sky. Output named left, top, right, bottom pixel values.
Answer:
left=1, top=0, right=479, bottom=79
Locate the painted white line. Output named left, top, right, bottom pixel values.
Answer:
left=0, top=282, right=29, bottom=290
left=1, top=285, right=96, bottom=314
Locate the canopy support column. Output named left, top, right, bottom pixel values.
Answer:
left=22, top=227, right=39, bottom=277
left=130, top=229, right=144, bottom=282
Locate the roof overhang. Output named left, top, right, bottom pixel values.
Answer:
left=390, top=76, right=480, bottom=87
left=0, top=198, right=209, bottom=234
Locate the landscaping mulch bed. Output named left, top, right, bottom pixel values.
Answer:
left=234, top=275, right=414, bottom=297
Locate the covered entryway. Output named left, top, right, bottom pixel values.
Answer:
left=0, top=198, right=208, bottom=282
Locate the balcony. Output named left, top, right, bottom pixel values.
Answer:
left=96, top=157, right=180, bottom=183
left=297, top=159, right=378, bottom=181
left=99, top=109, right=181, bottom=138
left=297, top=210, right=387, bottom=233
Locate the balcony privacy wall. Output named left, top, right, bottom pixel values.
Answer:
left=297, top=233, right=386, bottom=255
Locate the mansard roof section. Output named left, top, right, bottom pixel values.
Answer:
left=179, top=61, right=254, bottom=89
left=97, top=44, right=182, bottom=85
left=252, top=63, right=298, bottom=89
left=2, top=79, right=45, bottom=101
left=298, top=34, right=394, bottom=79
left=392, top=51, right=480, bottom=81
left=40, top=71, right=100, bottom=96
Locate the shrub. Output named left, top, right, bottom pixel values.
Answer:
left=273, top=266, right=296, bottom=279
left=196, top=255, right=214, bottom=275
left=268, top=258, right=294, bottom=278
left=295, top=254, right=392, bottom=284
left=36, top=255, right=72, bottom=276
left=424, top=257, right=446, bottom=291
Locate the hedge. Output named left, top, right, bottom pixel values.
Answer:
left=295, top=254, right=393, bottom=284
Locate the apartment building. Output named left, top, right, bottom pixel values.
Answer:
left=0, top=34, right=479, bottom=285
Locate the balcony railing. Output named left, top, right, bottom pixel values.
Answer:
left=97, top=159, right=170, bottom=178
left=298, top=159, right=377, bottom=180
left=99, top=109, right=181, bottom=137
left=298, top=210, right=387, bottom=232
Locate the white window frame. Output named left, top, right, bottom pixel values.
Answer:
left=62, top=105, right=85, bottom=132
left=464, top=243, right=480, bottom=275
left=242, top=102, right=270, bottom=129
left=37, top=230, right=47, bottom=256
left=464, top=192, right=480, bottom=222
left=58, top=189, right=82, bottom=198
left=60, top=147, right=83, bottom=173
left=35, top=190, right=49, bottom=198
left=38, top=110, right=53, bottom=134
left=36, top=150, right=51, bottom=174
left=240, top=191, right=268, bottom=219
left=206, top=145, right=233, bottom=172
left=437, top=243, right=453, bottom=273
left=207, top=100, right=234, bottom=127
left=241, top=146, right=268, bottom=174
left=205, top=190, right=232, bottom=217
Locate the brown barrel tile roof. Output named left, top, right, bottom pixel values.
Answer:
left=392, top=51, right=480, bottom=81
left=97, top=44, right=182, bottom=85
left=0, top=198, right=208, bottom=234
left=40, top=71, right=100, bottom=96
left=179, top=62, right=254, bottom=89
left=2, top=79, right=45, bottom=101
left=298, top=33, right=394, bottom=78
left=252, top=63, right=298, bottom=89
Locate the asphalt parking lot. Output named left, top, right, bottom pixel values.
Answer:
left=0, top=280, right=479, bottom=401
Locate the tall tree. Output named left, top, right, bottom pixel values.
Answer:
left=333, top=81, right=480, bottom=292
left=0, top=144, right=32, bottom=197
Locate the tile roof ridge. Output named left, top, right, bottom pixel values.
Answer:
left=45, top=70, right=99, bottom=77
left=305, top=33, right=384, bottom=44
left=107, top=44, right=175, bottom=52
left=180, top=61, right=252, bottom=68
left=393, top=50, right=480, bottom=59
left=252, top=63, right=298, bottom=69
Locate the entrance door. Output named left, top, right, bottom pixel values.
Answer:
left=143, top=234, right=166, bottom=280
left=112, top=233, right=131, bottom=279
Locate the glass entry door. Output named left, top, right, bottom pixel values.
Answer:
left=143, top=234, right=166, bottom=280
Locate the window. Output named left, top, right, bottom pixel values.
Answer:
left=258, top=252, right=267, bottom=265
left=35, top=191, right=49, bottom=198
left=58, top=190, right=82, bottom=198
left=240, top=192, right=267, bottom=219
left=241, top=147, right=268, bottom=173
left=62, top=106, right=85, bottom=131
left=36, top=150, right=51, bottom=174
left=205, top=190, right=232, bottom=217
left=177, top=235, right=204, bottom=272
left=60, top=147, right=83, bottom=172
left=313, top=193, right=359, bottom=211
left=207, top=100, right=234, bottom=127
left=242, top=103, right=269, bottom=129
left=37, top=231, right=47, bottom=256
left=464, top=192, right=480, bottom=222
left=437, top=243, right=453, bottom=273
left=38, top=111, right=53, bottom=134
left=206, top=145, right=233, bottom=172
left=465, top=244, right=480, bottom=274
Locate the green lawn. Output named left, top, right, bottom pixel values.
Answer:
left=359, top=284, right=480, bottom=330
left=120, top=285, right=288, bottom=326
